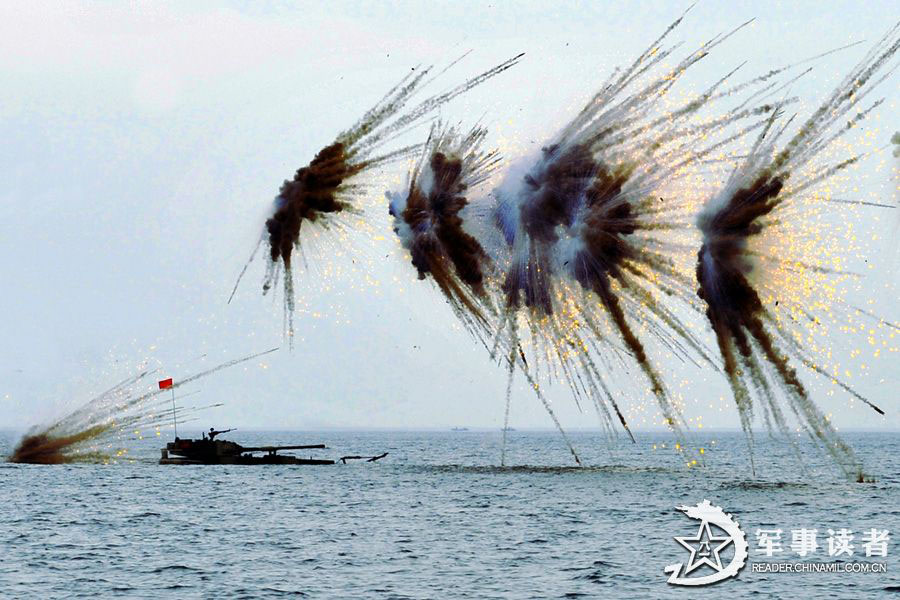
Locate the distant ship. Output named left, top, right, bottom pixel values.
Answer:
left=160, top=432, right=387, bottom=465
left=451, top=427, right=470, bottom=432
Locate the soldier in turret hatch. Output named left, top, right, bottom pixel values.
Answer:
left=208, top=427, right=233, bottom=440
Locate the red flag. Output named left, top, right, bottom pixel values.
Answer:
left=158, top=378, right=173, bottom=390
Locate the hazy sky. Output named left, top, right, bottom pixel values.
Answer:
left=1, top=1, right=897, bottom=433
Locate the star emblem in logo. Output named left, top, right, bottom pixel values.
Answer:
left=665, top=500, right=748, bottom=586
left=674, top=520, right=734, bottom=575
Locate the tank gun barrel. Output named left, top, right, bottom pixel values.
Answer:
left=239, top=444, right=327, bottom=452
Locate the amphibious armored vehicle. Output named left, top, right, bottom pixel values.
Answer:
left=159, top=434, right=387, bottom=465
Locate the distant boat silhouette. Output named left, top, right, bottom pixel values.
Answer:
left=451, top=427, right=470, bottom=432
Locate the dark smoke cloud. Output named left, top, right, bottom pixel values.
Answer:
left=388, top=124, right=500, bottom=339
left=694, top=25, right=899, bottom=477
left=230, top=54, right=523, bottom=341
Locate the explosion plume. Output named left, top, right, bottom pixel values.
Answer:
left=478, top=9, right=789, bottom=462
left=8, top=349, right=277, bottom=464
left=387, top=123, right=502, bottom=341
left=379, top=8, right=830, bottom=465
left=231, top=54, right=523, bottom=340
left=695, top=23, right=899, bottom=477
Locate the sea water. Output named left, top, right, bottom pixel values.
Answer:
left=1, top=430, right=897, bottom=598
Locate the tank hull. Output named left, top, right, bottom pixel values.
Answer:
left=159, top=455, right=334, bottom=465
left=159, top=437, right=382, bottom=465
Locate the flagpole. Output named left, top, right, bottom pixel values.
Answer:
left=171, top=387, right=178, bottom=439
